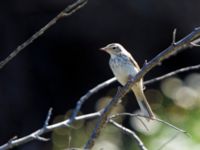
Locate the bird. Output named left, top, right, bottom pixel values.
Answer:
left=100, top=43, right=155, bottom=120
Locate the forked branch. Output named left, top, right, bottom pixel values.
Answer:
left=0, top=111, right=101, bottom=150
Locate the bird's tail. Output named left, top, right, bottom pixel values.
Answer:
left=132, top=87, right=155, bottom=120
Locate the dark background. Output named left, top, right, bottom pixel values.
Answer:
left=0, top=0, right=200, bottom=149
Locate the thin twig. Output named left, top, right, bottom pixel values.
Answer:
left=110, top=113, right=188, bottom=150
left=32, top=107, right=54, bottom=142
left=135, top=116, right=149, bottom=132
left=154, top=118, right=190, bottom=137
left=44, top=107, right=53, bottom=128
left=144, top=64, right=200, bottom=85
left=109, top=113, right=187, bottom=135
left=0, top=0, right=88, bottom=69
left=109, top=119, right=148, bottom=150
left=0, top=111, right=101, bottom=150
left=157, top=133, right=180, bottom=150
left=172, top=28, right=177, bottom=44
left=84, top=27, right=200, bottom=149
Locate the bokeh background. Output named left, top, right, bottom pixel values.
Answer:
left=0, top=0, right=200, bottom=149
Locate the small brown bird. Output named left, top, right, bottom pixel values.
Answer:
left=100, top=43, right=155, bottom=119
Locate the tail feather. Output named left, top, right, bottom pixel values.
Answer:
left=137, top=99, right=154, bottom=119
left=132, top=87, right=155, bottom=120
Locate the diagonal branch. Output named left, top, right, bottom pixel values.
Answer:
left=0, top=0, right=88, bottom=69
left=83, top=27, right=200, bottom=149
left=109, top=119, right=148, bottom=150
left=144, top=64, right=200, bottom=85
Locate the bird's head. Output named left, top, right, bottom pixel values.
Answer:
left=100, top=43, right=126, bottom=56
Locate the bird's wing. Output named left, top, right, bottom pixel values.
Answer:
left=128, top=53, right=140, bottom=70
left=128, top=52, right=146, bottom=92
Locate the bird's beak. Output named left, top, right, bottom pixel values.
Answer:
left=99, top=47, right=107, bottom=51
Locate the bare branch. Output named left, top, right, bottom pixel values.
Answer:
left=84, top=27, right=200, bottom=149
left=0, top=111, right=101, bottom=150
left=84, top=85, right=127, bottom=149
left=31, top=107, right=54, bottom=142
left=109, top=113, right=187, bottom=135
left=0, top=0, right=88, bottom=70
left=68, top=77, right=116, bottom=125
left=109, top=119, right=148, bottom=150
left=110, top=113, right=189, bottom=150
left=144, top=64, right=200, bottom=85
left=0, top=1, right=88, bottom=147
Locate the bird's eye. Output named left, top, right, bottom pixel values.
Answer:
left=112, top=47, right=116, bottom=49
